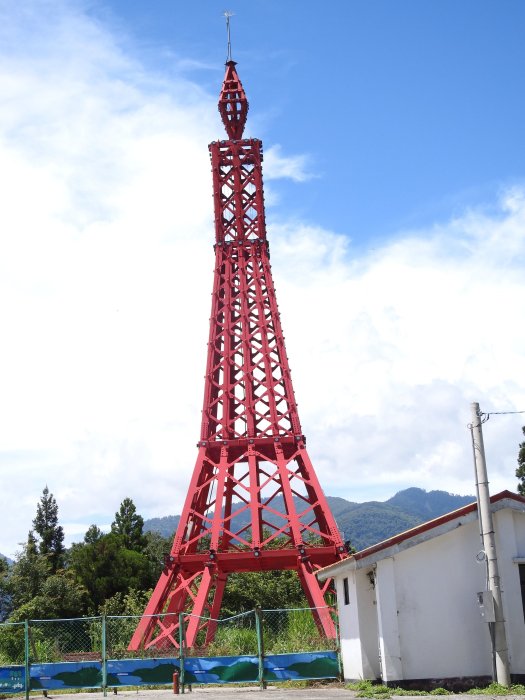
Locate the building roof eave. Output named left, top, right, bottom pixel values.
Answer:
left=316, top=490, right=525, bottom=580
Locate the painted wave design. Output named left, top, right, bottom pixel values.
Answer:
left=9, top=650, right=338, bottom=690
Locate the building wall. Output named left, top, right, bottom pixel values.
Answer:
left=375, top=556, right=403, bottom=681
left=336, top=505, right=525, bottom=683
left=337, top=568, right=381, bottom=679
left=386, top=519, right=490, bottom=680
left=494, top=508, right=525, bottom=673
left=355, top=568, right=381, bottom=679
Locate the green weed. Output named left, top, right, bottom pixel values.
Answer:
left=467, top=683, right=525, bottom=695
left=205, top=626, right=258, bottom=656
left=346, top=680, right=391, bottom=697
left=345, top=680, right=525, bottom=697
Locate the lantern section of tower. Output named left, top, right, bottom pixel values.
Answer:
left=129, top=60, right=346, bottom=652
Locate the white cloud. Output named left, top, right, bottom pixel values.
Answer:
left=263, top=144, right=314, bottom=182
left=0, top=1, right=216, bottom=556
left=271, top=201, right=525, bottom=501
left=0, top=1, right=524, bottom=559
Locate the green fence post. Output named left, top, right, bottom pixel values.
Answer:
left=24, top=620, right=30, bottom=700
left=178, top=613, right=185, bottom=694
left=101, top=615, right=107, bottom=697
left=255, top=606, right=265, bottom=690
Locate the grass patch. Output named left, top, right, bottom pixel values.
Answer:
left=205, top=625, right=258, bottom=656
left=264, top=609, right=334, bottom=654
left=344, top=680, right=432, bottom=696
left=346, top=680, right=391, bottom=697
left=467, top=683, right=525, bottom=695
left=345, top=679, right=525, bottom=697
left=391, top=690, right=436, bottom=696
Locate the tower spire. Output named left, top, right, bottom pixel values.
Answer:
left=218, top=59, right=248, bottom=140
left=219, top=12, right=248, bottom=140
left=224, top=10, right=233, bottom=62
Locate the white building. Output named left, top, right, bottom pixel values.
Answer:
left=318, top=490, right=525, bottom=688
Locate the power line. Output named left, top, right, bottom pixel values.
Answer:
left=482, top=410, right=525, bottom=416
left=467, top=409, right=525, bottom=428
left=477, top=409, right=525, bottom=425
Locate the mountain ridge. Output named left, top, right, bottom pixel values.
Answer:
left=144, top=487, right=475, bottom=552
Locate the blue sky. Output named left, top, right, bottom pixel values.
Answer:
left=0, top=0, right=524, bottom=557
left=87, top=0, right=525, bottom=242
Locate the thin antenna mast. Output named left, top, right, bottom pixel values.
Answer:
left=224, top=10, right=234, bottom=62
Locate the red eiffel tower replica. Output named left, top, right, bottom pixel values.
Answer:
left=130, top=55, right=346, bottom=652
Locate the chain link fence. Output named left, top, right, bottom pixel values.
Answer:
left=0, top=607, right=339, bottom=694
left=0, top=622, right=25, bottom=665
left=27, top=618, right=102, bottom=663
left=106, top=615, right=140, bottom=660
left=190, top=610, right=258, bottom=657
left=106, top=613, right=182, bottom=660
left=262, top=607, right=338, bottom=653
left=0, top=607, right=337, bottom=664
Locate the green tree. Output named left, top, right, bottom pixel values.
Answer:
left=143, top=530, right=172, bottom=581
left=517, top=426, right=525, bottom=496
left=7, top=532, right=51, bottom=611
left=9, top=570, right=88, bottom=621
left=222, top=569, right=306, bottom=617
left=32, top=486, right=65, bottom=571
left=99, top=588, right=152, bottom=616
left=68, top=532, right=153, bottom=612
left=0, top=556, right=11, bottom=622
left=111, top=498, right=145, bottom=551
left=84, top=524, right=103, bottom=545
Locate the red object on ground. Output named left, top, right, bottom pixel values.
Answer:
left=129, top=60, right=346, bottom=652
left=173, top=671, right=179, bottom=694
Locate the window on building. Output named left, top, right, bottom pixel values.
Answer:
left=520, top=564, right=525, bottom=622
left=343, top=577, right=350, bottom=606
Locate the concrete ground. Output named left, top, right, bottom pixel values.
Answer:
left=56, top=688, right=351, bottom=700
left=30, top=687, right=349, bottom=700
left=26, top=686, right=525, bottom=700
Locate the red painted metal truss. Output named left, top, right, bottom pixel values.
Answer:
left=129, top=61, right=346, bottom=653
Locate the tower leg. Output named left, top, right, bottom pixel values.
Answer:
left=184, top=567, right=215, bottom=647
left=128, top=567, right=178, bottom=650
left=130, top=445, right=344, bottom=653
left=297, top=560, right=337, bottom=638
left=204, top=573, right=228, bottom=645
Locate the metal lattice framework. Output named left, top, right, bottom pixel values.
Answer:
left=129, top=61, right=346, bottom=652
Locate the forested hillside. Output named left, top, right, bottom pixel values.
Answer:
left=143, top=487, right=475, bottom=551
left=0, top=486, right=475, bottom=627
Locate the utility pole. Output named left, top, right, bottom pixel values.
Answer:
left=470, top=402, right=511, bottom=686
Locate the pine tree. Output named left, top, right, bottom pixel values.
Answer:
left=7, top=531, right=51, bottom=611
left=26, top=530, right=38, bottom=557
left=0, top=555, right=10, bottom=622
left=516, top=426, right=525, bottom=496
left=32, top=486, right=65, bottom=572
left=84, top=524, right=103, bottom=545
left=111, top=498, right=145, bottom=551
